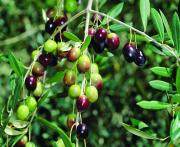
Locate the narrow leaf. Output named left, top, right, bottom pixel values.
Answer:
left=102, top=3, right=124, bottom=25
left=80, top=36, right=91, bottom=52
left=172, top=13, right=180, bottom=53
left=176, top=66, right=180, bottom=93
left=140, top=0, right=150, bottom=31
left=160, top=10, right=174, bottom=45
left=130, top=118, right=149, bottom=130
left=150, top=67, right=172, bottom=77
left=151, top=8, right=164, bottom=42
left=99, top=0, right=107, bottom=8
left=110, top=23, right=133, bottom=32
left=37, top=117, right=73, bottom=147
left=63, top=32, right=81, bottom=42
left=11, top=120, right=28, bottom=129
left=46, top=71, right=64, bottom=84
left=137, top=100, right=170, bottom=110
left=172, top=94, right=180, bottom=103
left=149, top=80, right=173, bottom=91
left=5, top=126, right=27, bottom=136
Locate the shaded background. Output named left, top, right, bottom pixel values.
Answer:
left=0, top=0, right=179, bottom=146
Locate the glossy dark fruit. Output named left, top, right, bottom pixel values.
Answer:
left=76, top=123, right=89, bottom=139
left=76, top=95, right=89, bottom=112
left=88, top=28, right=96, bottom=37
left=46, top=8, right=56, bottom=18
left=50, top=54, right=58, bottom=66
left=16, top=136, right=28, bottom=147
left=32, top=62, right=44, bottom=77
left=123, top=43, right=137, bottom=63
left=67, top=47, right=81, bottom=62
left=106, top=33, right=120, bottom=50
left=38, top=53, right=52, bottom=67
left=92, top=39, right=105, bottom=53
left=17, top=105, right=29, bottom=121
left=134, top=50, right=146, bottom=66
left=77, top=55, right=91, bottom=73
left=64, top=70, right=76, bottom=86
left=91, top=73, right=103, bottom=90
left=91, top=14, right=103, bottom=23
left=25, top=75, right=37, bottom=91
left=45, top=18, right=55, bottom=34
left=94, top=28, right=107, bottom=43
left=65, top=0, right=78, bottom=13
left=54, top=33, right=63, bottom=42
left=54, top=16, right=67, bottom=31
left=67, top=114, right=76, bottom=129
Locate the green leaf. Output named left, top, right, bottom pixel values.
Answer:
left=137, top=100, right=170, bottom=110
left=150, top=67, right=172, bottom=77
left=110, top=23, right=133, bottom=32
left=10, top=134, right=25, bottom=147
left=140, top=0, right=150, bottom=31
left=172, top=94, right=180, bottom=103
left=172, top=13, right=180, bottom=54
left=80, top=36, right=91, bottom=52
left=63, top=32, right=81, bottom=42
left=120, top=122, right=166, bottom=140
left=38, top=90, right=51, bottom=106
left=101, top=3, right=124, bottom=25
left=10, top=120, right=28, bottom=129
left=160, top=10, right=174, bottom=45
left=170, top=113, right=180, bottom=145
left=130, top=118, right=149, bottom=130
left=5, top=126, right=27, bottom=136
left=46, top=71, right=64, bottom=84
left=37, top=117, right=73, bottom=147
left=176, top=66, right=180, bottom=93
left=99, top=0, right=107, bottom=8
left=149, top=80, right=173, bottom=91
left=8, top=51, right=24, bottom=77
left=151, top=8, right=164, bottom=42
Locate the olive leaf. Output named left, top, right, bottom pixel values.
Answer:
left=5, top=126, right=27, bottom=136
left=63, top=32, right=81, bottom=42
left=149, top=80, right=173, bottom=91
left=150, top=67, right=172, bottom=77
left=80, top=36, right=91, bottom=52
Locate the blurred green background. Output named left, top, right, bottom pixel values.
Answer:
left=0, top=0, right=179, bottom=146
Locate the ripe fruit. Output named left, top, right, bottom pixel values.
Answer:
left=77, top=55, right=91, bottom=73
left=134, top=50, right=146, bottom=66
left=16, top=135, right=28, bottom=147
left=67, top=47, right=81, bottom=62
left=67, top=114, right=76, bottom=129
left=65, top=0, right=78, bottom=13
left=123, top=43, right=137, bottom=63
left=25, top=142, right=35, bottom=147
left=32, top=62, right=44, bottom=77
left=88, top=28, right=96, bottom=37
left=45, top=18, right=55, bottom=34
left=25, top=96, right=37, bottom=112
left=38, top=53, right=52, bottom=67
left=46, top=8, right=56, bottom=19
left=91, top=73, right=103, bottom=90
left=76, top=123, right=89, bottom=139
left=54, top=16, right=67, bottom=31
left=49, top=54, right=58, bottom=66
left=106, top=33, right=120, bottom=50
left=76, top=95, right=89, bottom=112
left=68, top=84, right=81, bottom=99
left=94, top=28, right=107, bottom=43
left=33, top=82, right=44, bottom=97
left=91, top=63, right=99, bottom=73
left=25, top=75, right=37, bottom=91
left=92, top=39, right=105, bottom=53
left=85, top=86, right=98, bottom=103
left=44, top=39, right=57, bottom=53
left=91, top=14, right=103, bottom=23
left=17, top=105, right=29, bottom=121
left=64, top=70, right=76, bottom=86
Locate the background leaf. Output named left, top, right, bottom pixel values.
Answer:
left=151, top=8, right=164, bottom=42
left=137, top=100, right=170, bottom=110
left=149, top=80, right=172, bottom=91
left=176, top=66, right=180, bottom=93
left=140, top=0, right=150, bottom=31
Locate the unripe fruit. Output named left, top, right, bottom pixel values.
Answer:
left=25, top=96, right=37, bottom=112
left=38, top=53, right=52, bottom=67
left=76, top=95, right=89, bottom=112
left=32, top=62, right=44, bottom=77
left=17, top=105, right=29, bottom=121
left=16, top=135, right=28, bottom=147
left=67, top=47, right=81, bottom=62
left=67, top=114, right=76, bottom=129
left=91, top=63, right=99, bottom=73
left=56, top=139, right=65, bottom=147
left=123, top=43, right=137, bottom=63
left=44, top=40, right=57, bottom=53
left=25, top=75, right=37, bottom=91
left=68, top=84, right=81, bottom=99
left=94, top=28, right=107, bottom=43
left=57, top=42, right=68, bottom=58
left=91, top=73, right=103, bottom=90
left=25, top=142, right=35, bottom=147
left=76, top=123, right=89, bottom=139
left=77, top=55, right=91, bottom=73
left=33, top=82, right=44, bottom=97
left=45, top=18, right=55, bottom=34
left=65, top=0, right=78, bottom=13
left=46, top=8, right=56, bottom=19
left=64, top=70, right=76, bottom=86
left=85, top=86, right=98, bottom=103
left=88, top=28, right=96, bottom=37
left=92, top=39, right=105, bottom=53
left=31, top=50, right=40, bottom=60
left=134, top=50, right=146, bottom=66
left=106, top=33, right=120, bottom=50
